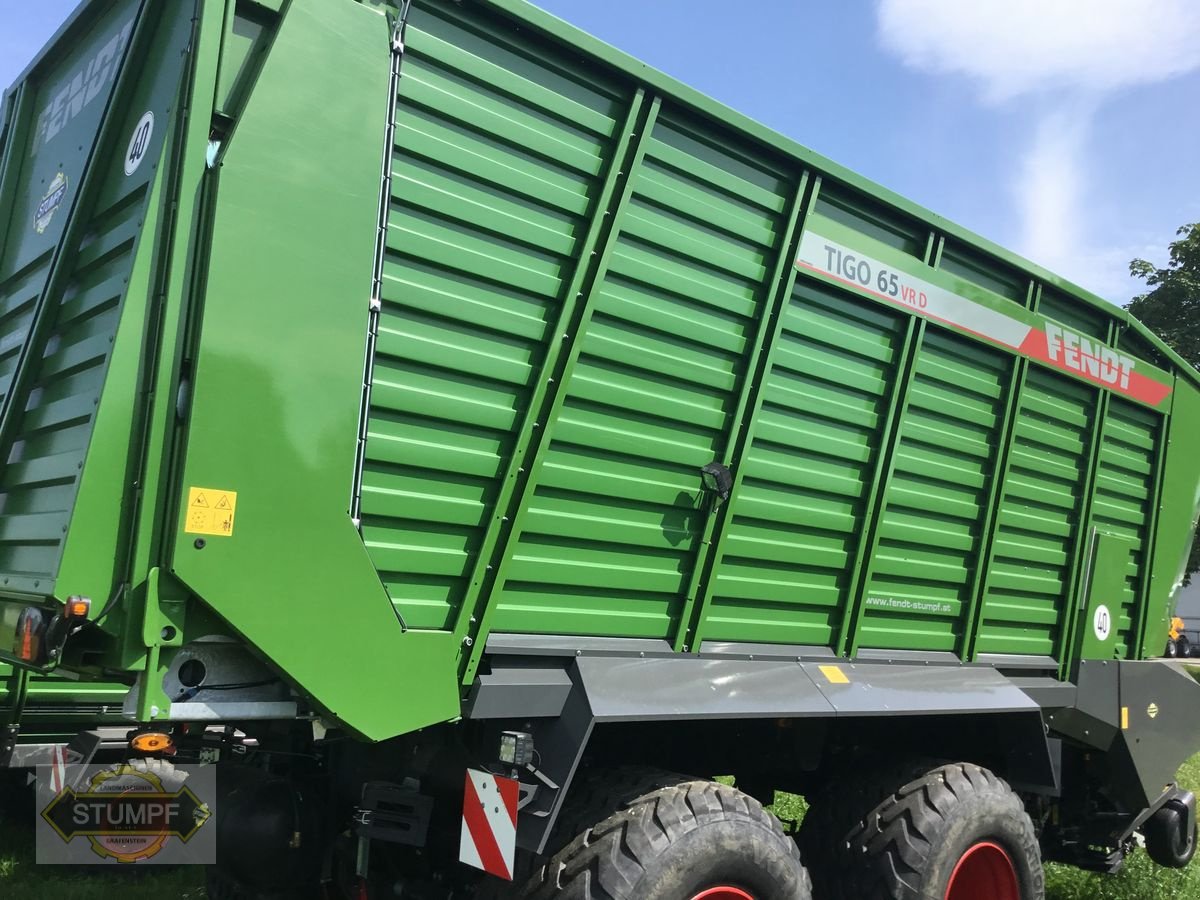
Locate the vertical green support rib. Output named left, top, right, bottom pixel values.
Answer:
left=456, top=90, right=658, bottom=685
left=961, top=279, right=1037, bottom=661
left=680, top=173, right=814, bottom=651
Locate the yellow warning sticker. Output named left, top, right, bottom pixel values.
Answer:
left=185, top=487, right=238, bottom=537
left=818, top=664, right=850, bottom=685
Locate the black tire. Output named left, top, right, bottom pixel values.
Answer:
left=516, top=767, right=812, bottom=900
left=801, top=761, right=1043, bottom=900
left=1166, top=639, right=1179, bottom=658
left=1178, top=636, right=1192, bottom=659
left=1144, top=796, right=1197, bottom=868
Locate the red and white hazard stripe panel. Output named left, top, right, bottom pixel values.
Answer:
left=49, top=744, right=67, bottom=794
left=460, top=768, right=519, bottom=880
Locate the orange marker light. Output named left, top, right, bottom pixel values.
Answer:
left=130, top=732, right=175, bottom=754
left=64, top=597, right=90, bottom=619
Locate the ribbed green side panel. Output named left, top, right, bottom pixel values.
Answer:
left=360, top=5, right=626, bottom=629
left=0, top=265, right=43, bottom=440
left=1093, top=399, right=1159, bottom=658
left=703, top=287, right=905, bottom=646
left=859, top=328, right=1009, bottom=652
left=0, top=1, right=140, bottom=588
left=0, top=187, right=148, bottom=582
left=976, top=370, right=1095, bottom=658
left=491, top=110, right=791, bottom=638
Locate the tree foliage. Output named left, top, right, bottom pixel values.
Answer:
left=1127, top=223, right=1200, bottom=586
left=1128, top=224, right=1200, bottom=368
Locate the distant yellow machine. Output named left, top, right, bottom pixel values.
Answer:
left=1167, top=616, right=1191, bottom=658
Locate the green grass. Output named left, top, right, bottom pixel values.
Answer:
left=1041, top=751, right=1200, bottom=900
left=0, top=823, right=205, bottom=900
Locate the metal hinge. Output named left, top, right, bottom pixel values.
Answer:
left=392, top=0, right=412, bottom=55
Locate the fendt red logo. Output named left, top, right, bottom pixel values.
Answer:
left=1043, top=323, right=1135, bottom=389
left=1019, top=324, right=1172, bottom=407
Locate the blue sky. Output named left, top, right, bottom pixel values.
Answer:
left=4, top=0, right=1199, bottom=304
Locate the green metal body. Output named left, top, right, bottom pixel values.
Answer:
left=0, top=0, right=1197, bottom=741
left=0, top=663, right=126, bottom=743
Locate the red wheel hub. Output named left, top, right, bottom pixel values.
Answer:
left=691, top=888, right=754, bottom=900
left=944, top=841, right=1020, bottom=900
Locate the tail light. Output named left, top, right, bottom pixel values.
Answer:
left=11, top=597, right=90, bottom=666
left=13, top=607, right=50, bottom=665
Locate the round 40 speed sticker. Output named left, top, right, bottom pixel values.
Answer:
left=1093, top=604, right=1112, bottom=642
left=124, top=111, right=154, bottom=176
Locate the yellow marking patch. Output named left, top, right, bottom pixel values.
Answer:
left=1121, top=706, right=1129, bottom=730
left=818, top=665, right=849, bottom=685
left=185, top=487, right=238, bottom=537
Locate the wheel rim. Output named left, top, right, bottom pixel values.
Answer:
left=691, top=888, right=755, bottom=900
left=944, top=841, right=1020, bottom=900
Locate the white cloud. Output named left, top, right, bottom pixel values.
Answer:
left=1013, top=106, right=1091, bottom=268
left=1009, top=109, right=1172, bottom=299
left=877, top=0, right=1200, bottom=102
left=876, top=0, right=1200, bottom=305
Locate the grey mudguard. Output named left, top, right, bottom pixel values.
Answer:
left=471, top=648, right=1045, bottom=854
left=575, top=656, right=1038, bottom=721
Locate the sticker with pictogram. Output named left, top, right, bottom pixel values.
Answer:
left=185, top=486, right=238, bottom=537
left=459, top=769, right=518, bottom=880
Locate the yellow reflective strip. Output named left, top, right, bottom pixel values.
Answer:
left=1121, top=706, right=1129, bottom=730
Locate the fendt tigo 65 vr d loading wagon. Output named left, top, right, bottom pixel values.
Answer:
left=1, top=1, right=1199, bottom=898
